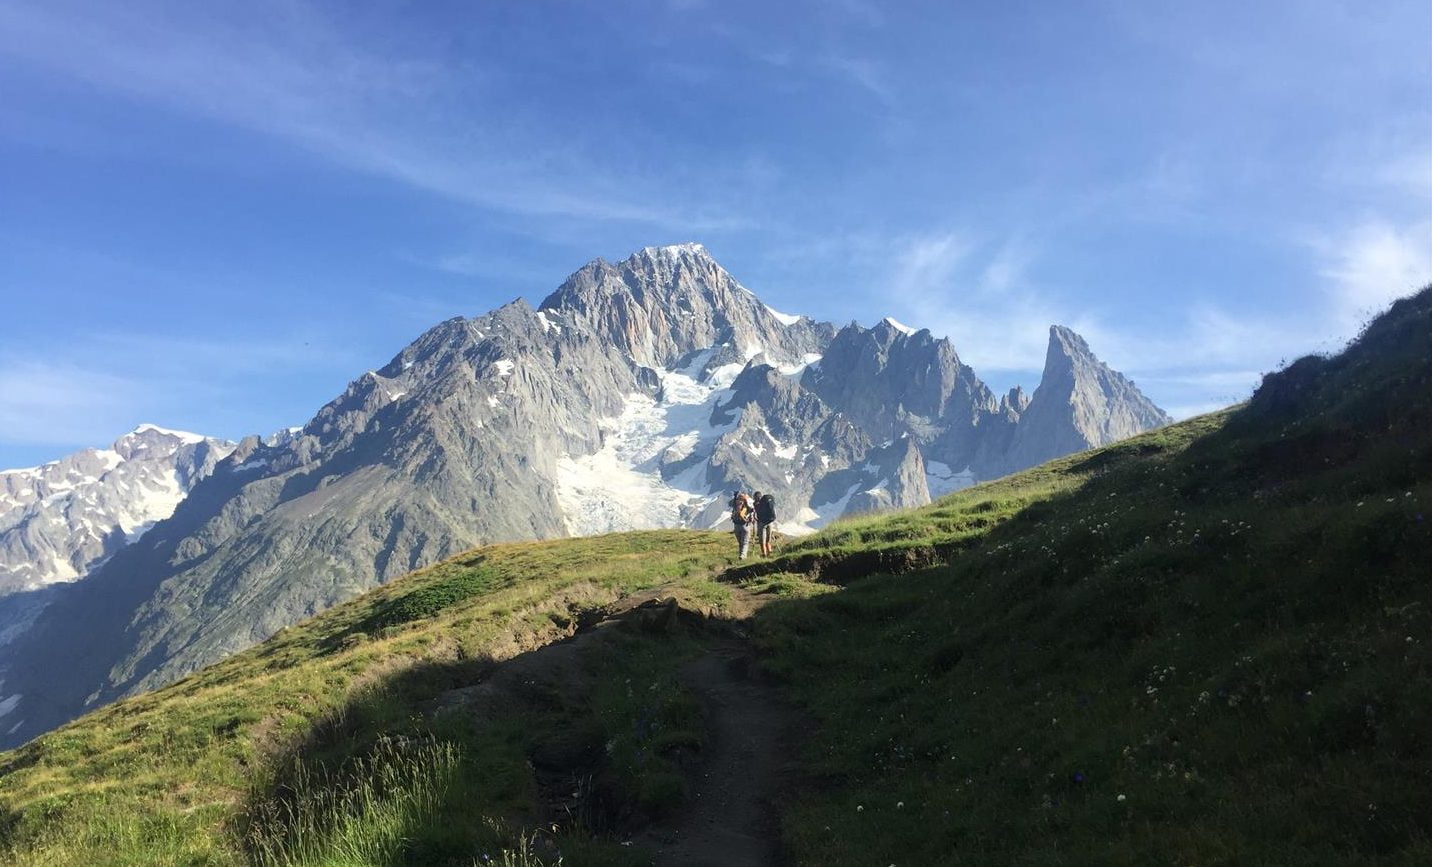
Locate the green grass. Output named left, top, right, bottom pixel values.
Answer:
left=358, top=566, right=502, bottom=632
left=751, top=286, right=1432, bottom=864
left=245, top=735, right=464, bottom=866
left=0, top=530, right=738, bottom=865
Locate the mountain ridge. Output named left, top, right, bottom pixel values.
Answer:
left=0, top=243, right=1168, bottom=749
left=0, top=425, right=235, bottom=597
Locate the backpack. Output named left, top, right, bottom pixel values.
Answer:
left=731, top=495, right=752, bottom=525
left=756, top=494, right=776, bottom=523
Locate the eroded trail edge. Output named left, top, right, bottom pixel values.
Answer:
left=636, top=633, right=793, bottom=867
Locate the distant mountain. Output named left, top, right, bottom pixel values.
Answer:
left=0, top=243, right=1168, bottom=748
left=0, top=425, right=235, bottom=596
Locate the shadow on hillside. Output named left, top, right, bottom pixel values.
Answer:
left=241, top=593, right=749, bottom=865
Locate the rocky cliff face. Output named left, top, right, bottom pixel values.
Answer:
left=539, top=243, right=833, bottom=371
left=0, top=244, right=1168, bottom=749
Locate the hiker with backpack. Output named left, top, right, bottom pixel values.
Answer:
left=729, top=490, right=755, bottom=560
left=753, top=490, right=777, bottom=556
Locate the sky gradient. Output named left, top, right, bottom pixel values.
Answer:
left=2, top=0, right=1429, bottom=468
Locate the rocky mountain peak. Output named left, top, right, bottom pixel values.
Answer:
left=1002, top=325, right=1170, bottom=472
left=539, top=245, right=831, bottom=371
left=1044, top=324, right=1099, bottom=371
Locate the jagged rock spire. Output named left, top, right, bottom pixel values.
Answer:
left=1003, top=325, right=1170, bottom=471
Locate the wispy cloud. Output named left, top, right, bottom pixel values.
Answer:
left=887, top=232, right=972, bottom=298
left=866, top=229, right=1319, bottom=419
left=0, top=360, right=152, bottom=450
left=823, top=56, right=894, bottom=105
left=1321, top=219, right=1432, bottom=332
left=876, top=231, right=1076, bottom=373
left=0, top=326, right=365, bottom=456
left=0, top=1, right=740, bottom=231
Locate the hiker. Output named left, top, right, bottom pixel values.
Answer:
left=754, top=490, right=777, bottom=556
left=730, top=490, right=755, bottom=559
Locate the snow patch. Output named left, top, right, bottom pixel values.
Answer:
left=806, top=483, right=862, bottom=529
left=881, top=316, right=917, bottom=336
left=926, top=461, right=976, bottom=499
left=131, top=424, right=207, bottom=445
left=776, top=353, right=822, bottom=376
left=555, top=362, right=741, bottom=536
left=234, top=458, right=269, bottom=474
left=763, top=304, right=802, bottom=326
left=492, top=359, right=515, bottom=377
left=706, top=362, right=747, bottom=390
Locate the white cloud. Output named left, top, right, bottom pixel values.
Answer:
left=978, top=238, right=1035, bottom=294
left=1322, top=219, right=1432, bottom=332
left=877, top=231, right=1086, bottom=373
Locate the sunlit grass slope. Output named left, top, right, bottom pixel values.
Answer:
left=0, top=530, right=737, bottom=865
left=753, top=286, right=1432, bottom=864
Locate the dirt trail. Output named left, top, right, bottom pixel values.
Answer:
left=635, top=634, right=793, bottom=866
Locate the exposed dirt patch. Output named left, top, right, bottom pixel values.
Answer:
left=632, top=633, right=796, bottom=866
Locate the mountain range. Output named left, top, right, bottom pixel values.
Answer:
left=0, top=243, right=1168, bottom=748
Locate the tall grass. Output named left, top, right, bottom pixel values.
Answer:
left=245, top=735, right=461, bottom=867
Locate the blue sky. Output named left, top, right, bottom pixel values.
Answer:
left=2, top=0, right=1429, bottom=468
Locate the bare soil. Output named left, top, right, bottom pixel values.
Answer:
left=634, top=634, right=794, bottom=866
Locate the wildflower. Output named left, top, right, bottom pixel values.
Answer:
left=1117, top=794, right=1127, bottom=802
left=897, top=801, right=905, bottom=809
left=857, top=805, right=864, bottom=812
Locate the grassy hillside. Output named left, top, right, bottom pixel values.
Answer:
left=0, top=531, right=741, bottom=865
left=1, top=285, right=1428, bottom=865
left=751, top=286, right=1432, bottom=864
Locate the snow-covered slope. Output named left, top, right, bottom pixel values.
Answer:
left=0, top=425, right=235, bottom=595
left=555, top=357, right=745, bottom=535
